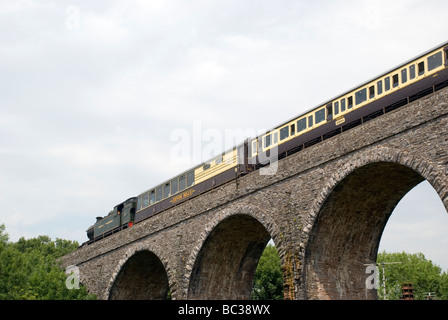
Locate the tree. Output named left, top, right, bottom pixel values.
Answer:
left=0, top=224, right=96, bottom=300
left=377, top=251, right=448, bottom=300
left=0, top=224, right=8, bottom=246
left=252, top=244, right=284, bottom=300
left=251, top=245, right=448, bottom=300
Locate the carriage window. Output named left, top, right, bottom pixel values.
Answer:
left=355, top=88, right=367, bottom=105
left=445, top=47, right=448, bottom=66
left=171, top=178, right=178, bottom=195
left=187, top=171, right=194, bottom=187
left=392, top=74, right=399, bottom=88
left=252, top=140, right=257, bottom=155
left=280, top=127, right=289, bottom=140
left=347, top=96, right=353, bottom=109
left=164, top=183, right=171, bottom=198
left=273, top=132, right=278, bottom=144
left=369, top=85, right=375, bottom=99
left=334, top=101, right=339, bottom=115
left=137, top=196, right=142, bottom=210
left=384, top=77, right=390, bottom=91
left=401, top=69, right=407, bottom=83
left=340, top=98, right=346, bottom=112
left=179, top=175, right=186, bottom=191
left=264, top=134, right=271, bottom=148
left=377, top=80, right=383, bottom=95
left=142, top=192, right=149, bottom=208
left=409, top=65, right=416, bottom=79
left=315, top=109, right=325, bottom=124
left=418, top=61, right=425, bottom=75
left=308, top=115, right=313, bottom=127
left=203, top=163, right=211, bottom=170
left=427, top=51, right=443, bottom=71
left=150, top=190, right=155, bottom=205
left=297, top=118, right=307, bottom=132
left=290, top=124, right=295, bottom=135
left=156, top=186, right=163, bottom=202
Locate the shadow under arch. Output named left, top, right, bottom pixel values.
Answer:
left=187, top=214, right=272, bottom=300
left=108, top=250, right=169, bottom=300
left=304, top=158, right=447, bottom=300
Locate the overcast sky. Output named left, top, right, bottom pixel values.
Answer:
left=1, top=0, right=448, bottom=270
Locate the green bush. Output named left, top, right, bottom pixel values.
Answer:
left=0, top=224, right=95, bottom=300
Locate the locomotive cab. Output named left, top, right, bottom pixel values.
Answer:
left=119, top=197, right=137, bottom=228
left=86, top=197, right=138, bottom=242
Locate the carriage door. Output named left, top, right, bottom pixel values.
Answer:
left=444, top=46, right=448, bottom=67
left=326, top=103, right=333, bottom=121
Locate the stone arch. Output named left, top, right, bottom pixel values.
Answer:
left=302, top=146, right=448, bottom=299
left=106, top=245, right=170, bottom=300
left=185, top=204, right=281, bottom=300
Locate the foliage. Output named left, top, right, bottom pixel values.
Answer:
left=3, top=222, right=448, bottom=301
left=0, top=224, right=96, bottom=300
left=251, top=245, right=448, bottom=301
left=377, top=251, right=448, bottom=300
left=252, top=244, right=283, bottom=300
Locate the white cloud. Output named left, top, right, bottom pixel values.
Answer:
left=47, top=143, right=119, bottom=167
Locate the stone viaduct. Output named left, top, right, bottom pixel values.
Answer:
left=61, top=87, right=448, bottom=300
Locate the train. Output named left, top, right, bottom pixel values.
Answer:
left=85, top=41, right=448, bottom=244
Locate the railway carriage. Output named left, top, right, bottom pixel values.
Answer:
left=248, top=42, right=448, bottom=167
left=85, top=41, right=448, bottom=244
left=134, top=143, right=249, bottom=223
